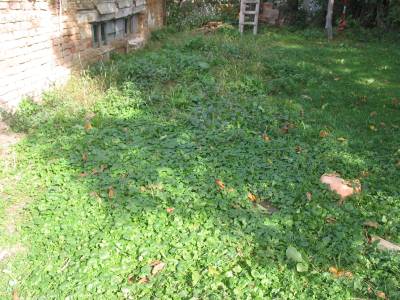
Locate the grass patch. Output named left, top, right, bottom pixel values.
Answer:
left=1, top=27, right=400, bottom=299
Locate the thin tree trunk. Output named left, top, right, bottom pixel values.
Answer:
left=325, top=0, right=334, bottom=40
left=303, top=0, right=311, bottom=22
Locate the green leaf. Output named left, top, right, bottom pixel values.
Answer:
left=286, top=246, right=303, bottom=263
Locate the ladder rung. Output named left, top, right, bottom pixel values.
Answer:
left=242, top=0, right=259, bottom=3
left=241, top=22, right=257, bottom=25
left=243, top=11, right=257, bottom=14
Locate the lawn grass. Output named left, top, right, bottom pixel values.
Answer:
left=1, top=26, right=399, bottom=299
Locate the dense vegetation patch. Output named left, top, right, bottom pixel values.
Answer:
left=1, top=27, right=399, bottom=299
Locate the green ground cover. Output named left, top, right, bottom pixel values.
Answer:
left=1, top=27, right=399, bottom=299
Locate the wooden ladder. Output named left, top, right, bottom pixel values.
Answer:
left=239, top=0, right=260, bottom=35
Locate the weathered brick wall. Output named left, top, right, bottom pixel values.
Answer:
left=0, top=0, right=165, bottom=110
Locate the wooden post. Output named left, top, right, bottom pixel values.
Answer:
left=325, top=0, right=334, bottom=40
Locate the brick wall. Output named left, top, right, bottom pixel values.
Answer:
left=0, top=0, right=165, bottom=110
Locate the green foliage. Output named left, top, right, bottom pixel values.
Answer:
left=1, top=29, right=400, bottom=299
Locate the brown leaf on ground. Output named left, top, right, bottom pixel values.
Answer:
left=256, top=200, right=279, bottom=214
left=319, top=130, right=329, bottom=138
left=128, top=275, right=134, bottom=283
left=320, top=173, right=361, bottom=203
left=359, top=170, right=369, bottom=178
left=262, top=133, right=271, bottom=142
left=370, top=235, right=400, bottom=251
left=280, top=124, right=290, bottom=134
left=363, top=220, right=379, bottom=229
left=151, top=261, right=166, bottom=275
left=138, top=276, right=149, bottom=284
left=396, top=160, right=400, bottom=168
left=392, top=98, right=399, bottom=107
left=215, top=179, right=225, bottom=190
left=12, top=290, right=20, bottom=300
left=166, top=207, right=175, bottom=214
left=306, top=192, right=312, bottom=201
left=79, top=172, right=88, bottom=177
left=84, top=121, right=93, bottom=132
left=247, top=192, right=257, bottom=202
left=295, top=145, right=302, bottom=153
left=370, top=111, right=377, bottom=117
left=376, top=291, right=387, bottom=299
left=328, top=266, right=353, bottom=278
left=82, top=152, right=88, bottom=161
left=108, top=187, right=115, bottom=199
left=325, top=216, right=336, bottom=224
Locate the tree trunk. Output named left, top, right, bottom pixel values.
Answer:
left=303, top=0, right=311, bottom=21
left=325, top=0, right=335, bottom=40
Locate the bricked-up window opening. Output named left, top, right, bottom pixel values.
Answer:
left=92, top=17, right=134, bottom=48
left=124, top=18, right=128, bottom=35
left=92, top=24, right=99, bottom=47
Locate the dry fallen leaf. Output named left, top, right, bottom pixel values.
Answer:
left=151, top=261, right=166, bottom=275
left=84, top=121, right=93, bottom=132
left=370, top=235, right=400, bottom=252
left=370, top=111, right=377, bottom=117
left=215, top=179, right=225, bottom=190
left=12, top=290, right=20, bottom=300
left=328, top=266, right=353, bottom=278
left=79, top=172, right=88, bottom=177
left=108, top=186, right=115, bottom=199
left=319, top=130, right=329, bottom=138
left=334, top=77, right=341, bottom=81
left=262, top=133, right=271, bottom=142
left=360, top=170, right=369, bottom=178
left=320, top=173, right=361, bottom=203
left=295, top=145, right=302, bottom=153
left=363, top=220, right=379, bottom=229
left=82, top=152, right=88, bottom=162
left=138, top=276, right=149, bottom=284
left=325, top=216, right=336, bottom=223
left=380, top=122, right=386, bottom=128
left=280, top=123, right=294, bottom=134
left=247, top=192, right=257, bottom=202
left=166, top=207, right=175, bottom=214
left=376, top=291, right=386, bottom=299
left=306, top=192, right=312, bottom=201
